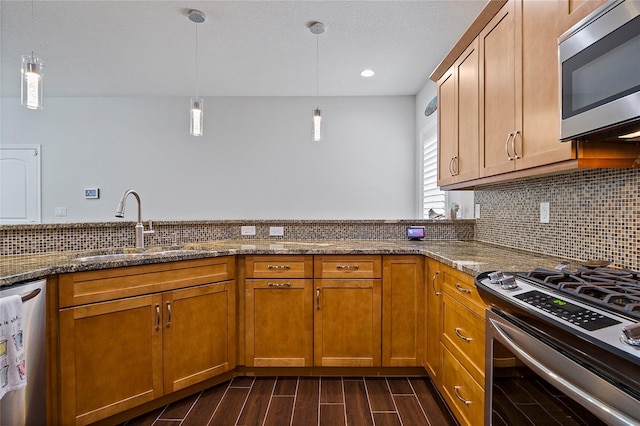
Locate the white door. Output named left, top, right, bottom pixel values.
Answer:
left=0, top=145, right=41, bottom=224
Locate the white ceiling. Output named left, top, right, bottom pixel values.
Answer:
left=0, top=0, right=486, bottom=98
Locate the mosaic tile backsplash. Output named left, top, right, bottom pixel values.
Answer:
left=475, top=168, right=639, bottom=270
left=0, top=219, right=475, bottom=256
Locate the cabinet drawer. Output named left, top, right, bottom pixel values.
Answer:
left=442, top=272, right=487, bottom=318
left=245, top=255, right=312, bottom=278
left=59, top=257, right=235, bottom=308
left=441, top=344, right=484, bottom=426
left=314, top=255, right=381, bottom=279
left=442, top=292, right=485, bottom=386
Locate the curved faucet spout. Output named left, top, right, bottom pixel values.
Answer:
left=115, top=189, right=142, bottom=224
left=115, top=189, right=152, bottom=248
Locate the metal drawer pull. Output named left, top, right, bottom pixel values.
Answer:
left=432, top=271, right=441, bottom=296
left=454, top=386, right=471, bottom=406
left=455, top=327, right=472, bottom=342
left=455, top=283, right=471, bottom=294
left=155, top=304, right=161, bottom=331
left=316, top=288, right=321, bottom=310
left=448, top=157, right=456, bottom=176
left=336, top=265, right=359, bottom=270
left=268, top=265, right=290, bottom=270
left=166, top=301, right=172, bottom=328
left=268, top=282, right=292, bottom=288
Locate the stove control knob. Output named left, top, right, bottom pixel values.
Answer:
left=622, top=324, right=640, bottom=347
left=489, top=271, right=504, bottom=284
left=499, top=275, right=518, bottom=290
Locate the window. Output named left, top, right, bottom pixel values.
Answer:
left=421, top=122, right=445, bottom=218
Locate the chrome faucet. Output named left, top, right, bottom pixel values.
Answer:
left=115, top=189, right=154, bottom=248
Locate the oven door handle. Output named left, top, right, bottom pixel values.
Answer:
left=488, top=314, right=639, bottom=426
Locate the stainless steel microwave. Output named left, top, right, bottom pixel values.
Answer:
left=559, top=0, right=640, bottom=142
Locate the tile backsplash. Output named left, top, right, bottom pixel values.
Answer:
left=475, top=168, right=639, bottom=270
left=0, top=219, right=475, bottom=256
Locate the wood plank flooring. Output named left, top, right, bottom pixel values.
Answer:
left=123, top=377, right=456, bottom=426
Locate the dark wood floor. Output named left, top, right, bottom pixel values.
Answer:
left=123, top=376, right=456, bottom=426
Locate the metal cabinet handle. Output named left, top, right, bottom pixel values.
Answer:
left=268, top=282, right=292, bottom=288
left=316, top=287, right=321, bottom=310
left=455, top=283, right=472, bottom=294
left=455, top=327, right=472, bottom=342
left=512, top=130, right=521, bottom=159
left=505, top=133, right=514, bottom=160
left=454, top=386, right=472, bottom=406
left=336, top=265, right=359, bottom=270
left=448, top=157, right=456, bottom=176
left=268, top=265, right=290, bottom=270
left=155, top=304, right=161, bottom=331
left=452, top=156, right=459, bottom=175
left=166, top=301, right=172, bottom=328
left=432, top=271, right=441, bottom=296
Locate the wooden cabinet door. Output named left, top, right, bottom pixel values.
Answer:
left=557, top=0, right=607, bottom=36
left=59, top=295, right=163, bottom=426
left=438, top=67, right=457, bottom=187
left=455, top=39, right=480, bottom=183
left=314, top=279, right=381, bottom=367
left=438, top=39, right=480, bottom=187
left=517, top=0, right=574, bottom=170
left=382, top=256, right=424, bottom=367
left=425, top=260, right=443, bottom=387
left=163, top=281, right=236, bottom=393
left=479, top=0, right=518, bottom=177
left=246, top=279, right=313, bottom=367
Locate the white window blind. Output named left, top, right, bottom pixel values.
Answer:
left=422, top=124, right=445, bottom=218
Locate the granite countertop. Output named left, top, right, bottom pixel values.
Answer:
left=0, top=240, right=583, bottom=287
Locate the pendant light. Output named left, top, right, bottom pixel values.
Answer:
left=310, top=22, right=325, bottom=142
left=188, top=9, right=205, bottom=137
left=21, top=0, right=44, bottom=110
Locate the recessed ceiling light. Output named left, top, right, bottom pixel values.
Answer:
left=360, top=69, right=375, bottom=78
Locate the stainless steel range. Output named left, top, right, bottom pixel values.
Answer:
left=475, top=267, right=640, bottom=426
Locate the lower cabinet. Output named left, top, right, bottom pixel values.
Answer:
left=245, top=278, right=314, bottom=367
left=382, top=255, right=424, bottom=367
left=424, top=259, right=487, bottom=426
left=56, top=258, right=236, bottom=426
left=314, top=278, right=382, bottom=366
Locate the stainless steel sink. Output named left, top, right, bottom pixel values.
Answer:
left=72, top=253, right=147, bottom=262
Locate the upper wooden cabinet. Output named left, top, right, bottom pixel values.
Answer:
left=432, top=0, right=639, bottom=189
left=479, top=0, right=574, bottom=178
left=438, top=39, right=480, bottom=186
left=557, top=0, right=607, bottom=36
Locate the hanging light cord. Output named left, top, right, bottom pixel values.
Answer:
left=30, top=0, right=35, bottom=60
left=316, top=32, right=319, bottom=101
left=195, top=21, right=199, bottom=98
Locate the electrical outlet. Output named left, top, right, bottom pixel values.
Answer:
left=269, top=226, right=284, bottom=236
left=540, top=202, right=550, bottom=223
left=55, top=207, right=67, bottom=217
left=475, top=204, right=481, bottom=219
left=240, top=226, right=256, bottom=236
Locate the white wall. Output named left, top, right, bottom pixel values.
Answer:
left=1, top=96, right=417, bottom=222
left=415, top=81, right=474, bottom=219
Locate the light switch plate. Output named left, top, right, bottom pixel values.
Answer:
left=55, top=207, right=67, bottom=217
left=269, top=226, right=284, bottom=236
left=540, top=202, right=550, bottom=223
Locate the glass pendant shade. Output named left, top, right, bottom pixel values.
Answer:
left=190, top=97, right=203, bottom=136
left=21, top=55, right=43, bottom=110
left=312, top=108, right=322, bottom=142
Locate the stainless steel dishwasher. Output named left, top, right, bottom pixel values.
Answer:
left=0, top=279, right=46, bottom=426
